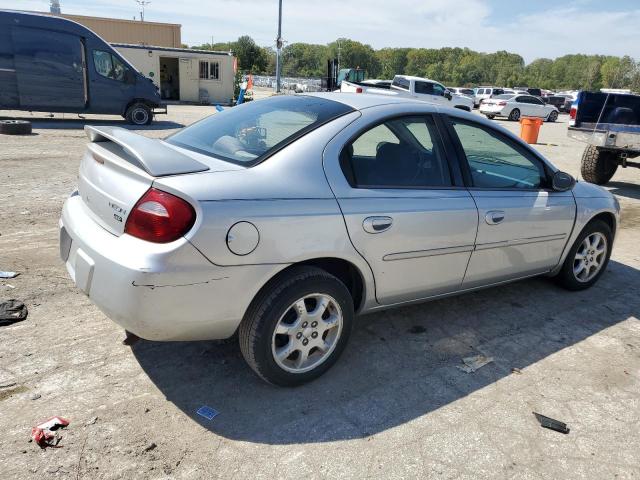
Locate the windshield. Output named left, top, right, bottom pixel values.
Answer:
left=167, top=96, right=353, bottom=166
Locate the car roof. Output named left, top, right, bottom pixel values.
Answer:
left=304, top=92, right=433, bottom=111
left=394, top=75, right=442, bottom=83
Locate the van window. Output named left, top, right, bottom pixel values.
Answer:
left=93, top=50, right=127, bottom=81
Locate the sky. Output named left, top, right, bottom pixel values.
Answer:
left=4, top=0, right=640, bottom=63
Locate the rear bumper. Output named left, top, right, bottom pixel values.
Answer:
left=479, top=106, right=506, bottom=116
left=60, top=194, right=278, bottom=341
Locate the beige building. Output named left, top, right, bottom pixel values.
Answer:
left=114, top=44, right=236, bottom=104
left=45, top=12, right=182, bottom=47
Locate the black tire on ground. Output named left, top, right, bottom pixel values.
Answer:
left=554, top=219, right=613, bottom=291
left=486, top=114, right=495, bottom=120
left=508, top=108, right=520, bottom=121
left=547, top=111, right=558, bottom=122
left=580, top=145, right=618, bottom=185
left=125, top=103, right=153, bottom=125
left=239, top=266, right=354, bottom=386
left=0, top=120, right=32, bottom=135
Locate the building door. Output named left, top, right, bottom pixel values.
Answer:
left=178, top=58, right=199, bottom=102
left=159, top=57, right=179, bottom=100
left=11, top=26, right=86, bottom=110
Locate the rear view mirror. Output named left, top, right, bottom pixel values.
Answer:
left=552, top=171, right=576, bottom=191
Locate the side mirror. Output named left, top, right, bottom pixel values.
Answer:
left=444, top=90, right=452, bottom=100
left=552, top=171, right=576, bottom=191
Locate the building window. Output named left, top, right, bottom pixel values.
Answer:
left=199, top=60, right=220, bottom=80
left=199, top=61, right=208, bottom=79
left=210, top=62, right=219, bottom=80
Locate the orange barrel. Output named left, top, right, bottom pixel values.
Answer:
left=519, top=117, right=543, bottom=144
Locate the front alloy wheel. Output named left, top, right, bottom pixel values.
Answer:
left=555, top=219, right=612, bottom=290
left=573, top=232, right=607, bottom=283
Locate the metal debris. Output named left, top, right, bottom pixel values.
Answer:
left=0, top=271, right=19, bottom=279
left=533, top=412, right=570, bottom=434
left=457, top=354, right=494, bottom=373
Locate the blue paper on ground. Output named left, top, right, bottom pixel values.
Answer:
left=196, top=405, right=219, bottom=420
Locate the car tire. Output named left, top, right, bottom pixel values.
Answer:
left=581, top=145, right=618, bottom=185
left=554, top=219, right=613, bottom=291
left=239, top=266, right=354, bottom=386
left=508, top=109, right=521, bottom=121
left=547, top=111, right=558, bottom=122
left=125, top=103, right=153, bottom=125
left=0, top=119, right=32, bottom=135
left=486, top=114, right=495, bottom=120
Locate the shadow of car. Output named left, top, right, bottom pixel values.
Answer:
left=130, top=260, right=639, bottom=445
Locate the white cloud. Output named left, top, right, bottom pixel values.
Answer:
left=2, top=0, right=639, bottom=62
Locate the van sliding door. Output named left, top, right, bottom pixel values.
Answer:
left=11, top=26, right=85, bottom=110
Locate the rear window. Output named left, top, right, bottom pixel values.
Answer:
left=166, top=96, right=353, bottom=166
left=460, top=89, right=474, bottom=95
left=392, top=77, right=410, bottom=90
left=495, top=94, right=515, bottom=99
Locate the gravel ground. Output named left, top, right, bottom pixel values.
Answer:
left=0, top=101, right=639, bottom=480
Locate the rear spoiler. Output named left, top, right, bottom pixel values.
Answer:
left=85, top=125, right=209, bottom=177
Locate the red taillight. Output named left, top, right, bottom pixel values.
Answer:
left=498, top=101, right=507, bottom=106
left=570, top=107, right=577, bottom=120
left=125, top=188, right=195, bottom=243
left=355, top=87, right=363, bottom=93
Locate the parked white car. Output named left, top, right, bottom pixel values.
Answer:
left=474, top=86, right=505, bottom=107
left=480, top=94, right=559, bottom=122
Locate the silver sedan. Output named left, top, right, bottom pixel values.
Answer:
left=59, top=93, right=620, bottom=386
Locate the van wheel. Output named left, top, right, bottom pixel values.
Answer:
left=239, top=266, right=354, bottom=386
left=554, top=220, right=612, bottom=291
left=581, top=145, right=618, bottom=185
left=508, top=109, right=521, bottom=121
left=125, top=103, right=152, bottom=125
left=0, top=120, right=32, bottom=135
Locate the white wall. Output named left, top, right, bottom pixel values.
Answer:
left=114, top=46, right=235, bottom=104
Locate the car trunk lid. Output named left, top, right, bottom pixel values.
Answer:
left=78, top=126, right=239, bottom=236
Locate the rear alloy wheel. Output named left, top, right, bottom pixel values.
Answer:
left=508, top=108, right=521, bottom=121
left=0, top=119, right=32, bottom=135
left=554, top=220, right=612, bottom=290
left=547, top=111, right=558, bottom=122
left=239, top=266, right=354, bottom=386
left=125, top=103, right=152, bottom=125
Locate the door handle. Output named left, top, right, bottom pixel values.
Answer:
left=485, top=210, right=505, bottom=225
left=363, top=216, right=393, bottom=234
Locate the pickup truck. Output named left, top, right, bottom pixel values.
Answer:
left=340, top=75, right=474, bottom=111
left=568, top=91, right=640, bottom=185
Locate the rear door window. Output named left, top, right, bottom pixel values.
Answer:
left=341, top=115, right=452, bottom=188
left=392, top=77, right=410, bottom=90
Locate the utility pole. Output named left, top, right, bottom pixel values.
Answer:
left=136, top=0, right=151, bottom=21
left=275, top=0, right=283, bottom=93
